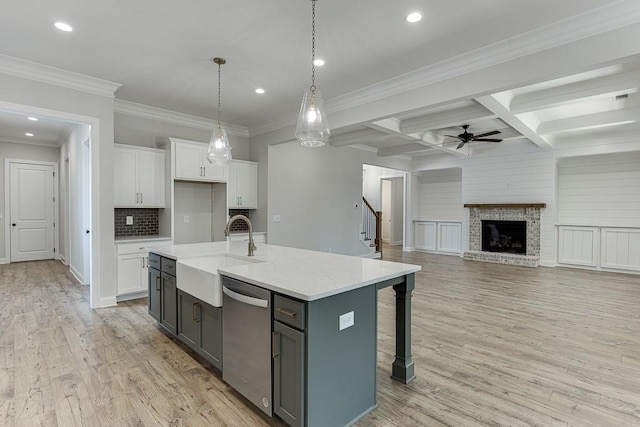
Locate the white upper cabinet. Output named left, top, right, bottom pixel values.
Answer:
left=114, top=144, right=165, bottom=208
left=228, top=160, right=258, bottom=209
left=174, top=140, right=227, bottom=182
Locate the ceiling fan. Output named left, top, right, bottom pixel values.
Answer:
left=445, top=124, right=502, bottom=149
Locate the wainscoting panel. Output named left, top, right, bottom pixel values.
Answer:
left=558, top=226, right=599, bottom=267
left=601, top=228, right=640, bottom=271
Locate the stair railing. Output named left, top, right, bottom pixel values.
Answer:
left=362, top=197, right=382, bottom=255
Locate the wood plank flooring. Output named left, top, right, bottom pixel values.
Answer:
left=1, top=251, right=640, bottom=426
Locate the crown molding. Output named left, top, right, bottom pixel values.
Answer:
left=250, top=0, right=640, bottom=138
left=114, top=99, right=250, bottom=138
left=0, top=136, right=60, bottom=148
left=0, top=54, right=121, bottom=98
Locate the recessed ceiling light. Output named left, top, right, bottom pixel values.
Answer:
left=406, top=12, right=423, bottom=23
left=255, top=88, right=265, bottom=94
left=313, top=59, right=325, bottom=66
left=27, top=117, right=38, bottom=121
left=54, top=22, right=73, bottom=32
left=25, top=133, right=34, bottom=137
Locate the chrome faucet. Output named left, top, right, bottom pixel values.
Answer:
left=224, top=215, right=257, bottom=256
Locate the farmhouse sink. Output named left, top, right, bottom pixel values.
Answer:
left=177, top=254, right=262, bottom=307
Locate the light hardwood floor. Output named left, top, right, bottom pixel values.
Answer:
left=2, top=251, right=640, bottom=426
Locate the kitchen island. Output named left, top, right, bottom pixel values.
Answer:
left=148, top=241, right=420, bottom=427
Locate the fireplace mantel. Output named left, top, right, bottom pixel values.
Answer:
left=464, top=203, right=546, bottom=208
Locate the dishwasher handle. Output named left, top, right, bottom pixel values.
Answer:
left=223, top=285, right=269, bottom=308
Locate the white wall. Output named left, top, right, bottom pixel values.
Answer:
left=61, top=124, right=91, bottom=283
left=173, top=181, right=214, bottom=244
left=265, top=141, right=409, bottom=256
left=558, top=152, right=640, bottom=227
left=0, top=141, right=60, bottom=261
left=416, top=168, right=463, bottom=221
left=362, top=164, right=404, bottom=211
left=0, top=72, right=116, bottom=308
left=115, top=113, right=250, bottom=160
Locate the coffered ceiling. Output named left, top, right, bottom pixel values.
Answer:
left=1, top=0, right=640, bottom=156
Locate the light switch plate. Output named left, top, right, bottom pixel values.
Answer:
left=339, top=311, right=354, bottom=331
left=126, top=216, right=133, bottom=225
left=272, top=215, right=281, bottom=223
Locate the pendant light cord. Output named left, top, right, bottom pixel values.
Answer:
left=217, top=61, right=222, bottom=132
left=310, top=0, right=316, bottom=92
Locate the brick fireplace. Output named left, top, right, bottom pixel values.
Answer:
left=463, top=203, right=545, bottom=267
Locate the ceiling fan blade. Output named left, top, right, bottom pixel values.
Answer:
left=473, top=130, right=501, bottom=138
left=473, top=138, right=502, bottom=142
left=456, top=141, right=466, bottom=149
left=444, top=135, right=461, bottom=139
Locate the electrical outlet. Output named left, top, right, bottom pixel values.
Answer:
left=184, top=215, right=189, bottom=223
left=126, top=216, right=133, bottom=225
left=272, top=215, right=281, bottom=223
left=339, top=311, right=354, bottom=331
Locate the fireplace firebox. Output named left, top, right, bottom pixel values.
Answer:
left=481, top=220, right=526, bottom=254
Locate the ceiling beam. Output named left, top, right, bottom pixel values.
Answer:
left=399, top=103, right=495, bottom=134
left=510, top=71, right=640, bottom=113
left=537, top=106, right=640, bottom=135
left=476, top=94, right=552, bottom=149
left=377, top=143, right=431, bottom=157
left=329, top=128, right=393, bottom=147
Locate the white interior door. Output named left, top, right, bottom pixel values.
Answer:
left=10, top=162, right=55, bottom=262
left=82, top=138, right=92, bottom=285
left=381, top=179, right=392, bottom=242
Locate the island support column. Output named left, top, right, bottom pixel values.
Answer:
left=391, top=273, right=415, bottom=383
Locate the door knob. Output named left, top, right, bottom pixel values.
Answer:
left=86, top=230, right=90, bottom=234
left=12, top=223, right=16, bottom=227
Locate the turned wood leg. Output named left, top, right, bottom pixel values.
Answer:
left=391, top=273, right=415, bottom=384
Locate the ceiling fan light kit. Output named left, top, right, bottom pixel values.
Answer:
left=445, top=124, right=503, bottom=149
left=295, top=0, right=331, bottom=147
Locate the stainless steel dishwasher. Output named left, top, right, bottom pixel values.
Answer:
left=222, top=276, right=272, bottom=416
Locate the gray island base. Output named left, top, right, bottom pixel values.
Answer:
left=147, top=242, right=420, bottom=427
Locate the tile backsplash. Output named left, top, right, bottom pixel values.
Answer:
left=228, top=209, right=250, bottom=232
left=115, top=208, right=159, bottom=237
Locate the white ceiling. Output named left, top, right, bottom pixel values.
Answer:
left=2, top=0, right=639, bottom=156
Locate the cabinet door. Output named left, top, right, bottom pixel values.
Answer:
left=273, top=321, right=305, bottom=427
left=203, top=160, right=227, bottom=182
left=116, top=253, right=147, bottom=295
left=200, top=303, right=222, bottom=370
left=237, top=162, right=257, bottom=208
left=161, top=273, right=177, bottom=334
left=175, top=143, right=204, bottom=180
left=113, top=147, right=139, bottom=207
left=148, top=267, right=161, bottom=321
left=178, top=291, right=200, bottom=349
left=415, top=222, right=437, bottom=251
left=138, top=150, right=165, bottom=207
left=227, top=163, right=240, bottom=208
left=437, top=222, right=461, bottom=254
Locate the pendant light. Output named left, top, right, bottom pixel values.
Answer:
left=207, top=57, right=232, bottom=165
left=295, top=0, right=330, bottom=147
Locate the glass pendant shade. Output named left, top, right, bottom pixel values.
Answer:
left=295, top=88, right=330, bottom=147
left=207, top=127, right=232, bottom=165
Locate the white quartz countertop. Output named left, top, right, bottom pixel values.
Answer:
left=150, top=242, right=420, bottom=301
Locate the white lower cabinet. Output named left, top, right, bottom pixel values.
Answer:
left=415, top=221, right=461, bottom=254
left=558, top=226, right=640, bottom=272
left=116, top=239, right=172, bottom=297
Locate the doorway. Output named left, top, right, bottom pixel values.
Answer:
left=380, top=177, right=404, bottom=246
left=7, top=160, right=58, bottom=262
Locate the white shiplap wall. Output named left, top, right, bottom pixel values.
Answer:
left=558, top=152, right=640, bottom=227
left=417, top=168, right=463, bottom=221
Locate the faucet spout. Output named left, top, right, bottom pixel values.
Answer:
left=224, top=215, right=257, bottom=256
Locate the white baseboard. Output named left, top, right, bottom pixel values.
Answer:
left=58, top=254, right=67, bottom=265
left=69, top=265, right=84, bottom=284
left=403, top=246, right=414, bottom=252
left=117, top=290, right=148, bottom=302
left=0, top=257, right=7, bottom=265
left=97, top=296, right=118, bottom=308
left=391, top=241, right=403, bottom=246
left=540, top=261, right=556, bottom=267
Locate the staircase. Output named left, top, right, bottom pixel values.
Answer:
left=361, top=197, right=382, bottom=258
